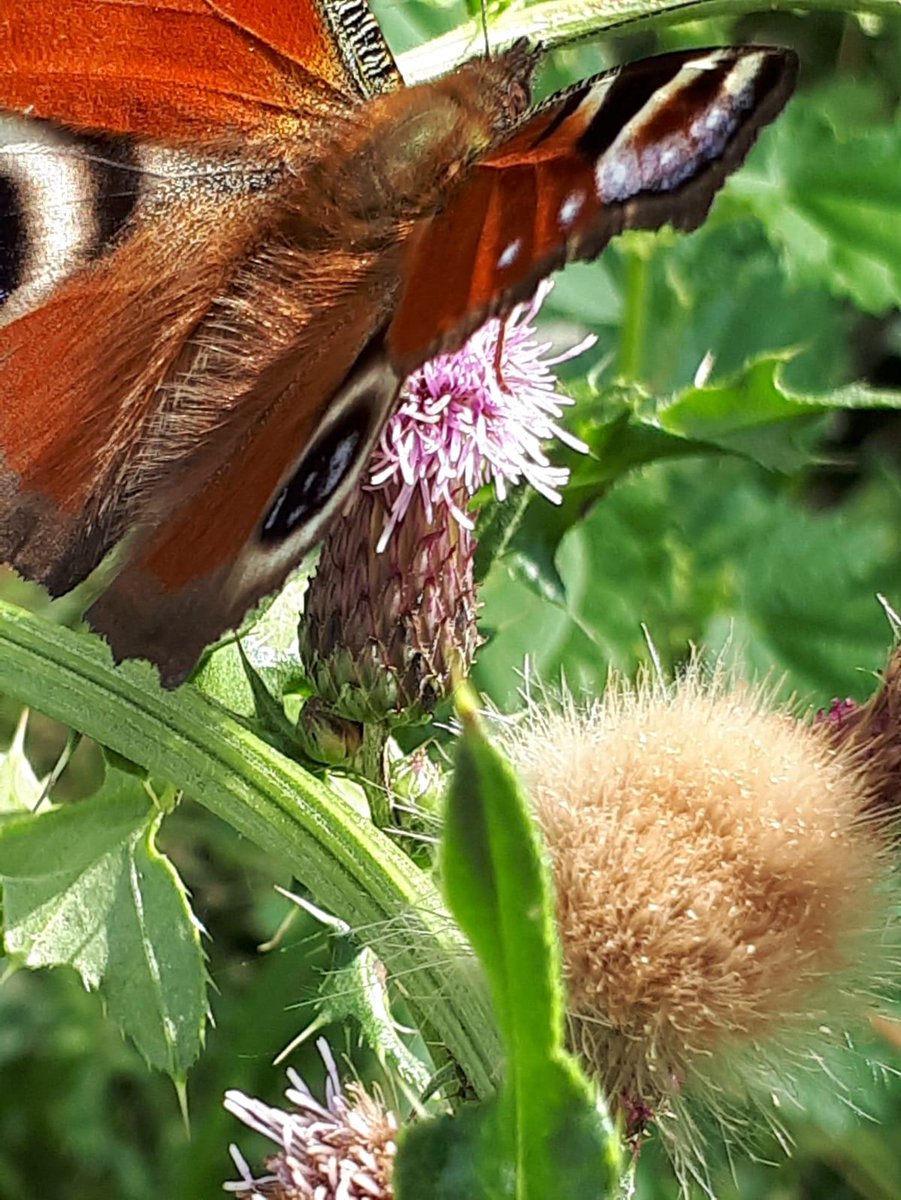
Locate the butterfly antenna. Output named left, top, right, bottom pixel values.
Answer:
left=480, top=0, right=491, bottom=57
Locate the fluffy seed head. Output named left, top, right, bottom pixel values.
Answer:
left=503, top=670, right=898, bottom=1172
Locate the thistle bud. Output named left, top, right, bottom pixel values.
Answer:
left=295, top=697, right=363, bottom=766
left=299, top=484, right=478, bottom=725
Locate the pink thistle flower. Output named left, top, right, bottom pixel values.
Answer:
left=298, top=283, right=593, bottom=733
left=367, top=280, right=593, bottom=550
left=223, top=1040, right=397, bottom=1200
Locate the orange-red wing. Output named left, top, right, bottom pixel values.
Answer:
left=0, top=204, right=249, bottom=594
left=0, top=0, right=377, bottom=142
left=209, top=0, right=399, bottom=98
left=388, top=47, right=797, bottom=374
left=88, top=324, right=403, bottom=687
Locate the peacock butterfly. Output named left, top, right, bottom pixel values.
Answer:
left=0, top=1, right=797, bottom=684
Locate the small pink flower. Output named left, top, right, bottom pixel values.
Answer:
left=368, top=281, right=593, bottom=550
left=816, top=697, right=858, bottom=729
left=224, top=1040, right=397, bottom=1199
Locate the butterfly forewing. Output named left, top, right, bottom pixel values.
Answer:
left=0, top=0, right=396, bottom=606
left=388, top=47, right=797, bottom=372
left=0, top=0, right=398, bottom=141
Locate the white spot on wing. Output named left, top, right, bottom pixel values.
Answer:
left=596, top=151, right=639, bottom=203
left=594, top=50, right=767, bottom=201
left=559, top=190, right=586, bottom=229
left=498, top=238, right=522, bottom=269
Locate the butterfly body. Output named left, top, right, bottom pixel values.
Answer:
left=0, top=1, right=797, bottom=684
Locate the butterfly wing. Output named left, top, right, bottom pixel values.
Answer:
left=388, top=47, right=797, bottom=371
left=0, top=0, right=399, bottom=141
left=88, top=323, right=404, bottom=685
left=0, top=135, right=404, bottom=661
left=0, top=174, right=265, bottom=594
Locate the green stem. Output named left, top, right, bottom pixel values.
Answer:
left=397, top=0, right=901, bottom=81
left=0, top=601, right=500, bottom=1096
left=356, top=722, right=392, bottom=827
left=617, top=244, right=650, bottom=383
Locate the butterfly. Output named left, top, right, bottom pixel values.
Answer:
left=0, top=2, right=797, bottom=686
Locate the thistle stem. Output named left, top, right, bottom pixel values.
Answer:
left=0, top=602, right=501, bottom=1096
left=617, top=244, right=650, bottom=383
left=356, top=722, right=392, bottom=828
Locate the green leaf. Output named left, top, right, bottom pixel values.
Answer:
left=508, top=396, right=716, bottom=604
left=478, top=457, right=901, bottom=710
left=0, top=769, right=207, bottom=1079
left=193, top=565, right=315, bottom=714
left=0, top=601, right=501, bottom=1096
left=0, top=711, right=46, bottom=813
left=398, top=0, right=901, bottom=84
left=655, top=355, right=901, bottom=472
left=474, top=487, right=534, bottom=585
left=708, top=482, right=901, bottom=698
left=395, top=697, right=619, bottom=1199
left=736, top=95, right=901, bottom=313
left=551, top=219, right=852, bottom=397
left=312, top=944, right=433, bottom=1096
left=505, top=359, right=901, bottom=612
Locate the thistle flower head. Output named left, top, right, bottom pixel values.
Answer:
left=300, top=283, right=591, bottom=725
left=502, top=669, right=899, bottom=1179
left=367, top=280, right=592, bottom=549
left=818, top=643, right=901, bottom=818
left=224, top=1040, right=397, bottom=1199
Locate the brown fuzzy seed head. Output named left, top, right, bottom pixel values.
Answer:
left=505, top=674, right=894, bottom=1129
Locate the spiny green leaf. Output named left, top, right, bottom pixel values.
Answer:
left=311, top=944, right=434, bottom=1095
left=0, top=601, right=501, bottom=1095
left=507, top=358, right=901, bottom=606
left=0, top=769, right=207, bottom=1079
left=655, top=354, right=901, bottom=471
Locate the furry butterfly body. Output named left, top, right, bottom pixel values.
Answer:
left=0, top=1, right=797, bottom=684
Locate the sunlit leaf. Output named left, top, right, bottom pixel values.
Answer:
left=0, top=770, right=207, bottom=1079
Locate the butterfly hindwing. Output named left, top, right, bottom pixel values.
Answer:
left=89, top=333, right=403, bottom=685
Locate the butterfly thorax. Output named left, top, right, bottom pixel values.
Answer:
left=292, top=44, right=538, bottom=236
